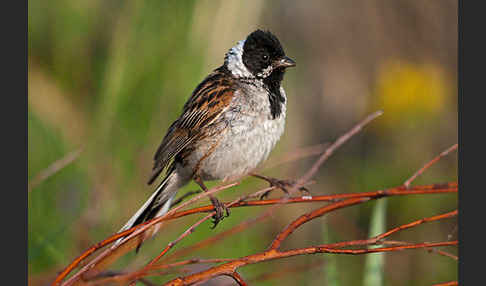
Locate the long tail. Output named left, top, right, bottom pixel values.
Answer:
left=115, top=169, right=186, bottom=248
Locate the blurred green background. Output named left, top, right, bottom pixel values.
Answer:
left=28, top=1, right=457, bottom=285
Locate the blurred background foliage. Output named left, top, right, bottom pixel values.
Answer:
left=28, top=1, right=457, bottom=285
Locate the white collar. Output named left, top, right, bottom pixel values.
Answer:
left=224, top=40, right=254, bottom=78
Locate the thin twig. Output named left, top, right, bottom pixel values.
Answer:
left=171, top=190, right=203, bottom=207
left=164, top=212, right=270, bottom=263
left=28, top=148, right=83, bottom=192
left=143, top=182, right=288, bottom=269
left=152, top=179, right=311, bottom=269
left=431, top=281, right=458, bottom=286
left=112, top=182, right=238, bottom=251
left=85, top=258, right=234, bottom=285
left=404, top=143, right=458, bottom=188
left=248, top=259, right=325, bottom=284
left=381, top=240, right=458, bottom=260
left=225, top=272, right=248, bottom=286
left=80, top=271, right=158, bottom=286
left=260, top=143, right=330, bottom=171
left=313, top=210, right=458, bottom=251
left=269, top=197, right=370, bottom=250
left=375, top=210, right=457, bottom=241
left=138, top=192, right=266, bottom=283
left=146, top=213, right=216, bottom=267
left=269, top=204, right=457, bottom=251
left=295, top=110, right=383, bottom=190
left=149, top=258, right=235, bottom=272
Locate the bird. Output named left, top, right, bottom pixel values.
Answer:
left=117, top=29, right=296, bottom=247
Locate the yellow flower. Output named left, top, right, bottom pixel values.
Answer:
left=373, top=60, right=449, bottom=127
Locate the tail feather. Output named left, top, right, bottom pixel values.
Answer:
left=115, top=170, right=183, bottom=248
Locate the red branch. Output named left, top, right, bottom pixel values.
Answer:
left=269, top=197, right=368, bottom=250
left=162, top=241, right=457, bottom=286
left=52, top=182, right=457, bottom=286
left=164, top=212, right=270, bottom=263
left=158, top=209, right=457, bottom=285
left=87, top=208, right=458, bottom=285
left=432, top=281, right=458, bottom=286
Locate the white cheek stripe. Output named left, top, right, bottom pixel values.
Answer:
left=225, top=40, right=254, bottom=78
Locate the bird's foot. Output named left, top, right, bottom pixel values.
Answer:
left=253, top=174, right=311, bottom=200
left=210, top=196, right=230, bottom=228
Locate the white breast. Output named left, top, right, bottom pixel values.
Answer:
left=188, top=86, right=287, bottom=181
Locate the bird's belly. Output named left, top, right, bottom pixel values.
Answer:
left=188, top=115, right=285, bottom=181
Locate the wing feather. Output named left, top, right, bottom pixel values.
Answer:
left=147, top=67, right=235, bottom=185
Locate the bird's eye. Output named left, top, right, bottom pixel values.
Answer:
left=262, top=54, right=269, bottom=61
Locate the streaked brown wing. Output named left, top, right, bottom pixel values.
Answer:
left=148, top=67, right=235, bottom=185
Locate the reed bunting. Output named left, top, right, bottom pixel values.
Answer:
left=118, top=29, right=296, bottom=246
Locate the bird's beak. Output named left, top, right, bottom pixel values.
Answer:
left=275, top=56, right=296, bottom=68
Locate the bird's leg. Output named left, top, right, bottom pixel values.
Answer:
left=250, top=173, right=311, bottom=200
left=193, top=175, right=230, bottom=228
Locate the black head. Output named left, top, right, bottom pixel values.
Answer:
left=242, top=30, right=295, bottom=79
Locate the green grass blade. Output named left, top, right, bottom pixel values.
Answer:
left=363, top=200, right=387, bottom=286
left=323, top=220, right=340, bottom=286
